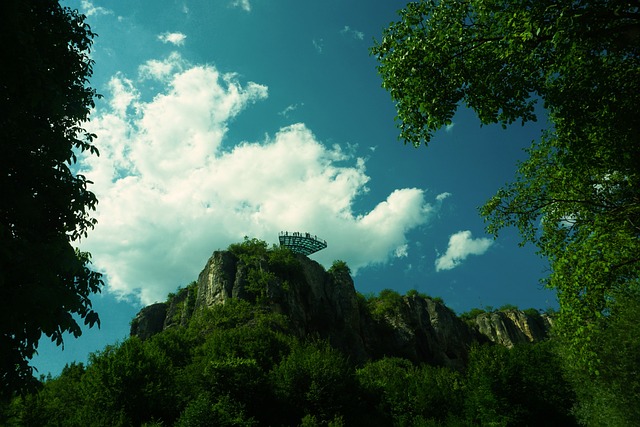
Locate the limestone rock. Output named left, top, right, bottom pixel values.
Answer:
left=361, top=294, right=484, bottom=368
left=164, top=285, right=196, bottom=329
left=131, top=248, right=553, bottom=366
left=195, top=250, right=239, bottom=307
left=474, top=310, right=552, bottom=348
left=130, top=302, right=167, bottom=340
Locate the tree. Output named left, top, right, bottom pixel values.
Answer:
left=357, top=357, right=465, bottom=425
left=566, top=286, right=640, bottom=426
left=464, top=342, right=576, bottom=426
left=175, top=394, right=257, bottom=427
left=372, top=0, right=640, bottom=372
left=0, top=0, right=102, bottom=396
left=81, top=337, right=178, bottom=425
left=269, top=341, right=357, bottom=425
left=9, top=363, right=90, bottom=426
left=371, top=0, right=639, bottom=147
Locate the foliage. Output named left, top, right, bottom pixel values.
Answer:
left=465, top=342, right=576, bottom=426
left=228, top=237, right=269, bottom=260
left=406, top=289, right=444, bottom=304
left=459, top=308, right=486, bottom=322
left=166, top=281, right=199, bottom=327
left=2, top=278, right=583, bottom=425
left=0, top=0, right=103, bottom=395
left=0, top=238, right=586, bottom=425
left=245, top=269, right=278, bottom=305
left=175, top=394, right=257, bottom=427
left=357, top=357, right=465, bottom=426
left=203, top=357, right=264, bottom=402
left=372, top=0, right=640, bottom=376
left=367, top=288, right=405, bottom=319
left=193, top=317, right=293, bottom=372
left=269, top=341, right=357, bottom=425
left=228, top=238, right=303, bottom=305
left=7, top=363, right=88, bottom=426
left=565, top=287, right=640, bottom=426
left=328, top=260, right=351, bottom=276
left=483, top=130, right=640, bottom=372
left=371, top=0, right=639, bottom=147
left=405, top=289, right=421, bottom=299
left=522, top=308, right=543, bottom=321
left=267, top=244, right=303, bottom=280
left=189, top=298, right=257, bottom=333
left=355, top=291, right=368, bottom=314
left=81, top=337, right=179, bottom=425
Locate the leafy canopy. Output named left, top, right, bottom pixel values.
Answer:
left=1, top=245, right=579, bottom=425
left=372, top=0, right=640, bottom=372
left=371, top=0, right=639, bottom=146
left=0, top=0, right=103, bottom=395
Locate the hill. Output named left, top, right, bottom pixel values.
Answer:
left=3, top=239, right=576, bottom=426
left=132, top=240, right=553, bottom=369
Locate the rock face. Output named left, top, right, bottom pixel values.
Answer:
left=194, top=251, right=369, bottom=361
left=132, top=249, right=553, bottom=367
left=130, top=303, right=167, bottom=340
left=474, top=310, right=554, bottom=348
left=366, top=295, right=486, bottom=369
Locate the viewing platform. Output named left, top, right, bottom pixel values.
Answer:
left=279, top=231, right=327, bottom=256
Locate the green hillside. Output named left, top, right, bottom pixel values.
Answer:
left=3, top=239, right=639, bottom=426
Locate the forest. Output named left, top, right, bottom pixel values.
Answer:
left=2, top=0, right=639, bottom=425
left=1, top=240, right=581, bottom=426
left=1, top=238, right=638, bottom=426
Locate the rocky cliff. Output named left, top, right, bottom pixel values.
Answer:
left=131, top=249, right=552, bottom=368
left=473, top=309, right=553, bottom=348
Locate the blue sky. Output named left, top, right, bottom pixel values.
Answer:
left=33, top=0, right=556, bottom=377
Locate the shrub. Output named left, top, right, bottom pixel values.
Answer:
left=328, top=260, right=351, bottom=276
left=270, top=341, right=357, bottom=425
left=368, top=289, right=404, bottom=319
left=459, top=308, right=486, bottom=321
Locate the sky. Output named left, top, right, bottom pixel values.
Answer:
left=32, top=0, right=557, bottom=377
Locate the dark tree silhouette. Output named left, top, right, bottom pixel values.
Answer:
left=0, top=0, right=103, bottom=396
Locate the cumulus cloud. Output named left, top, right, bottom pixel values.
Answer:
left=436, top=192, right=452, bottom=202
left=139, top=51, right=185, bottom=81
left=230, top=0, right=251, bottom=12
left=81, top=0, right=112, bottom=17
left=394, top=244, right=409, bottom=258
left=158, top=32, right=187, bottom=46
left=435, top=230, right=493, bottom=272
left=80, top=53, right=440, bottom=305
left=340, top=25, right=364, bottom=40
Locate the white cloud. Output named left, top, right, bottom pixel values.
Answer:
left=340, top=25, right=364, bottom=40
left=139, top=51, right=185, bottom=81
left=230, top=0, right=251, bottom=12
left=312, top=39, right=324, bottom=54
left=279, top=103, right=304, bottom=118
left=445, top=123, right=455, bottom=132
left=435, top=230, right=493, bottom=272
left=394, top=244, right=409, bottom=258
left=158, top=32, right=187, bottom=46
left=436, top=192, right=452, bottom=202
left=81, top=54, right=439, bottom=305
left=81, top=0, right=112, bottom=17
